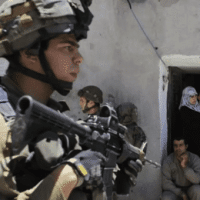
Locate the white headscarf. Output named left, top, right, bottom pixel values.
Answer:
left=179, top=86, right=200, bottom=112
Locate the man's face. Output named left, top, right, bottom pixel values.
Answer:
left=190, top=95, right=197, bottom=105
left=173, top=140, right=188, bottom=157
left=44, top=34, right=83, bottom=83
left=79, top=96, right=96, bottom=113
left=80, top=96, right=87, bottom=111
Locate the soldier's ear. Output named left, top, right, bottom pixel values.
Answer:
left=20, top=49, right=39, bottom=63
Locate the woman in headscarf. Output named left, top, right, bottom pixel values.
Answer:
left=179, top=86, right=200, bottom=156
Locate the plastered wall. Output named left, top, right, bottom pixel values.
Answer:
left=63, top=1, right=200, bottom=199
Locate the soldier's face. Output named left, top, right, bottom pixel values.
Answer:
left=44, top=34, right=83, bottom=83
left=79, top=96, right=95, bottom=113
left=80, top=96, right=87, bottom=111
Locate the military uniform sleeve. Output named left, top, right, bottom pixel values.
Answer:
left=183, top=154, right=200, bottom=184
left=162, top=159, right=183, bottom=197
left=14, top=165, right=83, bottom=200
left=0, top=113, right=30, bottom=199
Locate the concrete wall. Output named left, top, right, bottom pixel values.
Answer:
left=63, top=0, right=200, bottom=199
left=1, top=0, right=200, bottom=199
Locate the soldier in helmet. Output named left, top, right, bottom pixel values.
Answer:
left=116, top=102, right=147, bottom=150
left=78, top=85, right=103, bottom=116
left=0, top=1, right=106, bottom=200
left=77, top=86, right=143, bottom=197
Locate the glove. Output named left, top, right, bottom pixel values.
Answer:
left=115, top=159, right=142, bottom=195
left=67, top=149, right=106, bottom=187
left=124, top=159, right=142, bottom=185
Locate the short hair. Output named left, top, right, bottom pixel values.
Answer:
left=173, top=136, right=188, bottom=146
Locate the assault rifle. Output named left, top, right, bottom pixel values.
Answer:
left=11, top=95, right=151, bottom=200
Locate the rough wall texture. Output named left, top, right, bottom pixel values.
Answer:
left=1, top=0, right=200, bottom=199
left=63, top=0, right=199, bottom=199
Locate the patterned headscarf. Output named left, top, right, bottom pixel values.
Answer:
left=179, top=86, right=200, bottom=112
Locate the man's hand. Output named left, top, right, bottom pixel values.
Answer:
left=180, top=153, right=189, bottom=169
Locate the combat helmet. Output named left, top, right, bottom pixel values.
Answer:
left=0, top=0, right=93, bottom=95
left=78, top=85, right=103, bottom=104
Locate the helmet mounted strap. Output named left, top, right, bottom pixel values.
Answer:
left=8, top=45, right=73, bottom=96
left=82, top=100, right=97, bottom=114
left=37, top=45, right=73, bottom=95
left=9, top=60, right=50, bottom=84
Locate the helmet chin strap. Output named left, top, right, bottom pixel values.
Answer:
left=38, top=47, right=73, bottom=96
left=82, top=101, right=97, bottom=114
left=8, top=39, right=73, bottom=96
left=9, top=56, right=73, bottom=96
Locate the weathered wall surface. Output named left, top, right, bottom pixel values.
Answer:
left=1, top=0, right=200, bottom=199
left=63, top=1, right=199, bottom=199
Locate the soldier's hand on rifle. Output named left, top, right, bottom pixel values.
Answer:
left=123, top=159, right=143, bottom=186
left=67, top=149, right=106, bottom=187
left=114, top=159, right=142, bottom=195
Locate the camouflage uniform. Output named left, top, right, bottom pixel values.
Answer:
left=0, top=1, right=102, bottom=200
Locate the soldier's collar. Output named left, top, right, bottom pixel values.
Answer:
left=1, top=76, right=69, bottom=112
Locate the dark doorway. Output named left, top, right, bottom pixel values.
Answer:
left=167, top=67, right=200, bottom=155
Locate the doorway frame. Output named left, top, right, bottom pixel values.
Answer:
left=159, top=55, right=200, bottom=163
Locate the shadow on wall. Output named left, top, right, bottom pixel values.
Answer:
left=128, top=0, right=147, bottom=3
left=159, top=0, right=179, bottom=7
left=117, top=0, right=147, bottom=8
left=127, top=0, right=180, bottom=6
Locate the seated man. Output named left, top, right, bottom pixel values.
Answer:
left=162, top=137, right=200, bottom=200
